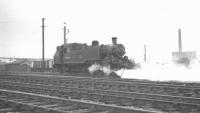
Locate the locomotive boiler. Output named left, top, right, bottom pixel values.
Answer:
left=53, top=37, right=134, bottom=75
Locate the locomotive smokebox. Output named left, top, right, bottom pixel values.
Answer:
left=112, top=37, right=117, bottom=45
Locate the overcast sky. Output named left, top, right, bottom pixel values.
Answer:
left=1, top=0, right=200, bottom=62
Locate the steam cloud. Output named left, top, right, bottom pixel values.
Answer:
left=116, top=60, right=200, bottom=82
left=88, top=64, right=112, bottom=76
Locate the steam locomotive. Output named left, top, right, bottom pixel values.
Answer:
left=53, top=37, right=134, bottom=75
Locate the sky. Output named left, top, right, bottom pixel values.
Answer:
left=1, top=0, right=200, bottom=62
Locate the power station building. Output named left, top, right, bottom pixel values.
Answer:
left=172, top=29, right=196, bottom=63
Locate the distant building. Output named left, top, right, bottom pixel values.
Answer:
left=5, top=59, right=31, bottom=72
left=31, top=59, right=53, bottom=72
left=0, top=57, right=54, bottom=72
left=0, top=61, right=6, bottom=71
left=0, top=57, right=16, bottom=63
left=172, top=51, right=197, bottom=62
left=172, top=29, right=197, bottom=64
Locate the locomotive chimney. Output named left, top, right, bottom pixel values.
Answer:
left=112, top=37, right=117, bottom=45
left=92, top=40, right=99, bottom=46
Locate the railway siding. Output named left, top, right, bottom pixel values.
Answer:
left=0, top=81, right=200, bottom=112
left=1, top=74, right=200, bottom=98
left=0, top=74, right=200, bottom=113
left=0, top=89, right=158, bottom=113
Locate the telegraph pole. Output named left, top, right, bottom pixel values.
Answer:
left=144, top=44, right=146, bottom=62
left=64, top=22, right=66, bottom=44
left=63, top=22, right=69, bottom=44
left=42, top=18, right=45, bottom=71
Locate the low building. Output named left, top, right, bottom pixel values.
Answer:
left=5, top=59, right=31, bottom=72
left=31, top=59, right=53, bottom=72
left=0, top=62, right=6, bottom=72
left=172, top=51, right=197, bottom=62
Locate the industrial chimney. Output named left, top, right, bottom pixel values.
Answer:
left=144, top=45, right=146, bottom=62
left=112, top=37, right=117, bottom=45
left=178, top=29, right=182, bottom=53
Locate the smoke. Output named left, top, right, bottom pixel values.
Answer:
left=88, top=64, right=112, bottom=76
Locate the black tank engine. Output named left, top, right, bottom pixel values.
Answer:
left=53, top=37, right=134, bottom=74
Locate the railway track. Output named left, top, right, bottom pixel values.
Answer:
left=2, top=71, right=200, bottom=87
left=0, top=89, right=157, bottom=113
left=1, top=74, right=200, bottom=98
left=0, top=80, right=200, bottom=112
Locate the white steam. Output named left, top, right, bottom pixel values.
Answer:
left=117, top=60, right=200, bottom=82
left=88, top=64, right=112, bottom=76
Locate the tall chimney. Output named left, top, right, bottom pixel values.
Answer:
left=112, top=37, right=117, bottom=45
left=178, top=29, right=182, bottom=53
